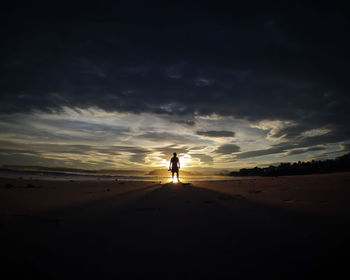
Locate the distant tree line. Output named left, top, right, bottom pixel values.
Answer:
left=229, top=152, right=350, bottom=177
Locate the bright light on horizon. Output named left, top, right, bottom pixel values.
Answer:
left=0, top=107, right=341, bottom=171
left=172, top=176, right=178, bottom=183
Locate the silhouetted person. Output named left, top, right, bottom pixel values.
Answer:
left=168, top=152, right=180, bottom=182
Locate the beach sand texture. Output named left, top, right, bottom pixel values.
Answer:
left=1, top=172, right=350, bottom=279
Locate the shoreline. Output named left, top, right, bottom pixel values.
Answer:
left=1, top=172, right=350, bottom=218
left=1, top=172, right=350, bottom=279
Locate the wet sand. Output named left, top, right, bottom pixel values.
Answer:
left=1, top=173, right=350, bottom=279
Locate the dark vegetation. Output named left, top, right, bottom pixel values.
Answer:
left=229, top=153, right=350, bottom=177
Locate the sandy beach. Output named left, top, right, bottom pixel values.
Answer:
left=1, top=173, right=350, bottom=279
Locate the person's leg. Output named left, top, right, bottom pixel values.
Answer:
left=171, top=171, right=174, bottom=181
left=176, top=170, right=179, bottom=181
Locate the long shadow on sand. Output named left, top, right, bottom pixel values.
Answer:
left=1, top=182, right=349, bottom=279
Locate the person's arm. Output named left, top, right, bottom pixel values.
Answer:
left=169, top=160, right=172, bottom=170
left=178, top=159, right=180, bottom=169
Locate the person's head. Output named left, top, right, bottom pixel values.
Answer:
left=173, top=152, right=177, bottom=157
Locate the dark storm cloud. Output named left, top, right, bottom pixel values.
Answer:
left=196, top=130, right=235, bottom=138
left=137, top=132, right=205, bottom=145
left=0, top=141, right=144, bottom=158
left=286, top=146, right=326, bottom=156
left=270, top=124, right=310, bottom=139
left=234, top=129, right=350, bottom=159
left=190, top=153, right=213, bottom=164
left=1, top=1, right=350, bottom=148
left=234, top=146, right=286, bottom=159
left=129, top=153, right=147, bottom=164
left=214, top=144, right=240, bottom=154
left=0, top=116, right=130, bottom=143
left=0, top=140, right=149, bottom=160
left=172, top=119, right=196, bottom=127
left=341, top=144, right=350, bottom=152
left=156, top=145, right=190, bottom=159
left=0, top=153, right=95, bottom=168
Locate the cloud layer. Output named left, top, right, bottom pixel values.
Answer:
left=0, top=1, right=349, bottom=169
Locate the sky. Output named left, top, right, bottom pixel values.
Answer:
left=1, top=1, right=350, bottom=171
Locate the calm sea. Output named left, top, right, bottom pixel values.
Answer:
left=0, top=169, right=249, bottom=182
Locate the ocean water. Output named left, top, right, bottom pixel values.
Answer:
left=0, top=168, right=248, bottom=182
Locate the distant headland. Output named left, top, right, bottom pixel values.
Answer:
left=229, top=153, right=350, bottom=177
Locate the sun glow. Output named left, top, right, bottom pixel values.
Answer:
left=179, top=154, right=192, bottom=168
left=171, top=176, right=179, bottom=183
